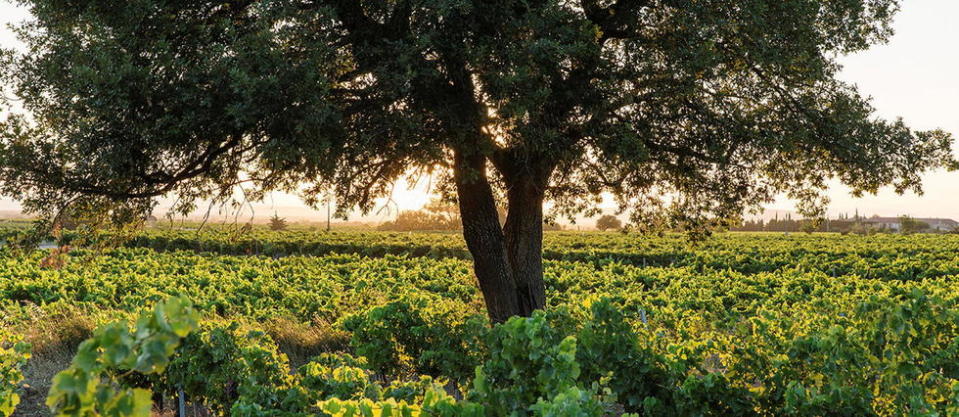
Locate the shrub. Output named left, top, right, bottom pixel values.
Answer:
left=469, top=312, right=601, bottom=417
left=318, top=387, right=485, bottom=417
left=575, top=299, right=670, bottom=412
left=0, top=332, right=30, bottom=417
left=342, top=296, right=487, bottom=384
left=160, top=323, right=292, bottom=415
left=299, top=353, right=378, bottom=401
left=45, top=297, right=198, bottom=417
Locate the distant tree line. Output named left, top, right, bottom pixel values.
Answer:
left=379, top=199, right=562, bottom=232
left=731, top=213, right=941, bottom=234
left=730, top=213, right=835, bottom=233
left=732, top=218, right=860, bottom=233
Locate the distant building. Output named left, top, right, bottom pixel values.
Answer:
left=863, top=217, right=902, bottom=231
left=862, top=216, right=958, bottom=232
left=922, top=218, right=959, bottom=231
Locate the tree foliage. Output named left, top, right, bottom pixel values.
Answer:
left=0, top=0, right=954, bottom=320
left=269, top=214, right=288, bottom=231
left=378, top=199, right=464, bottom=231
left=899, top=216, right=929, bottom=234
left=0, top=0, right=950, bottom=228
left=595, top=215, right=623, bottom=232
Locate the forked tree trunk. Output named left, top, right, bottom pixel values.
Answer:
left=454, top=148, right=549, bottom=323
left=454, top=149, right=521, bottom=323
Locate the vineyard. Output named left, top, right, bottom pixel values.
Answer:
left=2, top=230, right=959, bottom=416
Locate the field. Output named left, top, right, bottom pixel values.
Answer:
left=3, top=230, right=959, bottom=416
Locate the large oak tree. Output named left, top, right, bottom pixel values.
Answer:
left=0, top=0, right=953, bottom=322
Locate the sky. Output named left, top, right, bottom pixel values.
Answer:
left=0, top=1, right=957, bottom=222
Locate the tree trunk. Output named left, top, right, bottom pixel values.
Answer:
left=502, top=175, right=547, bottom=316
left=454, top=146, right=553, bottom=323
left=454, top=149, right=520, bottom=323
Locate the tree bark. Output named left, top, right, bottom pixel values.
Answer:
left=454, top=148, right=520, bottom=323
left=454, top=145, right=554, bottom=322
left=502, top=174, right=548, bottom=316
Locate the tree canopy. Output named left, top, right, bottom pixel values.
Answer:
left=378, top=199, right=463, bottom=231
left=899, top=216, right=929, bottom=234
left=269, top=213, right=289, bottom=231
left=595, top=215, right=622, bottom=232
left=0, top=0, right=954, bottom=321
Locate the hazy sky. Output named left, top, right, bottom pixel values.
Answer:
left=0, top=1, right=957, bottom=221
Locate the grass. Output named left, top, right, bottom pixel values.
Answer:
left=264, top=316, right=351, bottom=369
left=11, top=303, right=95, bottom=417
